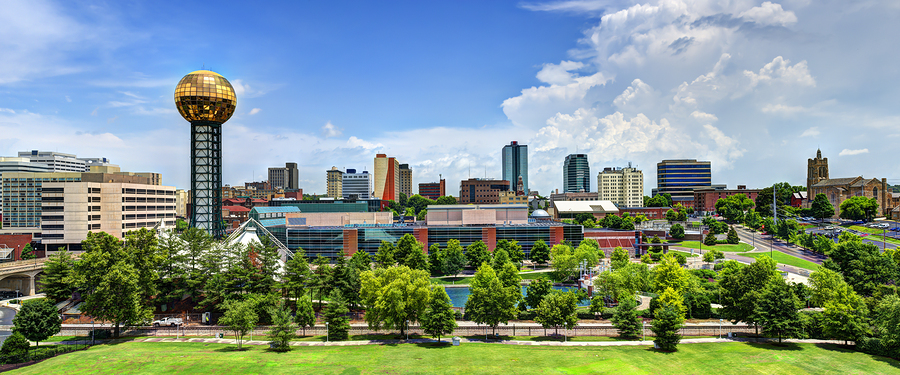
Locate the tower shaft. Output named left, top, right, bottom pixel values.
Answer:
left=190, top=120, right=224, bottom=238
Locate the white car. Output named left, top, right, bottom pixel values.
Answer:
left=152, top=317, right=183, bottom=327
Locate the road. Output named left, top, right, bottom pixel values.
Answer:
left=733, top=226, right=827, bottom=265
left=0, top=306, right=16, bottom=345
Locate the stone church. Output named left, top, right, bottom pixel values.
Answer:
left=806, top=149, right=891, bottom=218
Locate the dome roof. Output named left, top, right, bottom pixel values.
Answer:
left=531, top=209, right=551, bottom=218
left=174, top=70, right=237, bottom=123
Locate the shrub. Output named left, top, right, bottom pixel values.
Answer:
left=650, top=252, right=662, bottom=262
left=88, top=329, right=112, bottom=340
left=0, top=332, right=30, bottom=364
left=691, top=269, right=717, bottom=279
left=857, top=337, right=899, bottom=359
left=704, top=233, right=718, bottom=247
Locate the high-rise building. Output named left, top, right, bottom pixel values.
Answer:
left=0, top=157, right=54, bottom=216
left=327, top=167, right=343, bottom=198
left=399, top=164, right=412, bottom=198
left=174, top=70, right=237, bottom=237
left=563, top=154, right=590, bottom=193
left=656, top=159, right=711, bottom=203
left=501, top=141, right=528, bottom=193
left=459, top=178, right=510, bottom=204
left=268, top=162, right=299, bottom=190
left=17, top=150, right=118, bottom=172
left=418, top=179, right=445, bottom=200
left=599, top=165, right=644, bottom=208
left=373, top=154, right=400, bottom=201
left=342, top=169, right=371, bottom=199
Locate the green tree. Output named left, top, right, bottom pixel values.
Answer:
left=755, top=278, right=802, bottom=343
left=704, top=232, right=718, bottom=246
left=810, top=193, right=835, bottom=221
left=465, top=241, right=491, bottom=268
left=550, top=244, right=577, bottom=281
left=404, top=243, right=429, bottom=272
left=294, top=296, right=316, bottom=336
left=175, top=218, right=188, bottom=232
left=535, top=291, right=579, bottom=337
left=374, top=241, right=396, bottom=268
left=503, top=240, right=525, bottom=265
left=12, top=298, right=61, bottom=347
left=0, top=332, right=30, bottom=362
left=726, top=226, right=740, bottom=244
left=611, top=295, right=641, bottom=339
left=492, top=249, right=511, bottom=270
left=497, top=262, right=521, bottom=290
left=434, top=196, right=457, bottom=205
left=19, top=243, right=35, bottom=260
left=219, top=299, right=258, bottom=350
left=610, top=246, right=630, bottom=270
left=441, top=239, right=466, bottom=277
left=282, top=248, right=311, bottom=302
left=719, top=256, right=778, bottom=337
left=651, top=287, right=685, bottom=351
left=839, top=196, right=879, bottom=221
left=311, top=256, right=333, bottom=311
left=525, top=277, right=552, bottom=309
left=702, top=251, right=716, bottom=264
left=465, top=263, right=518, bottom=334
left=39, top=249, right=75, bottom=302
left=874, top=295, right=900, bottom=350
left=822, top=300, right=868, bottom=345
left=407, top=194, right=436, bottom=215
left=574, top=242, right=600, bottom=268
left=395, top=234, right=419, bottom=267
left=529, top=239, right=551, bottom=264
left=428, top=243, right=444, bottom=276
left=665, top=209, right=678, bottom=222
left=324, top=290, right=350, bottom=341
left=266, top=301, right=296, bottom=351
left=653, top=254, right=690, bottom=295
left=421, top=286, right=457, bottom=342
left=359, top=266, right=431, bottom=336
left=669, top=224, right=685, bottom=240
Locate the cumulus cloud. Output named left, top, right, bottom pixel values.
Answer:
left=321, top=121, right=343, bottom=138
left=738, top=2, right=798, bottom=26
left=762, top=103, right=809, bottom=114
left=248, top=108, right=261, bottom=115
left=839, top=148, right=868, bottom=156
left=800, top=127, right=820, bottom=137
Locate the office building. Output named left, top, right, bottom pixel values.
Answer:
left=418, top=179, right=445, bottom=200
left=399, top=164, right=412, bottom=198
left=268, top=162, right=299, bottom=190
left=373, top=154, right=400, bottom=201
left=459, top=178, right=510, bottom=204
left=18, top=150, right=88, bottom=172
left=1, top=172, right=176, bottom=250
left=563, top=154, right=590, bottom=193
left=501, top=141, right=528, bottom=193
left=656, top=159, right=711, bottom=204
left=0, top=157, right=54, bottom=216
left=342, top=169, right=371, bottom=199
left=599, top=165, right=644, bottom=208
left=499, top=191, right=528, bottom=205
left=550, top=192, right=599, bottom=203
left=694, top=186, right=760, bottom=215
left=326, top=167, right=343, bottom=198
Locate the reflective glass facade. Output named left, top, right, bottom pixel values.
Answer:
left=563, top=154, right=590, bottom=193
left=502, top=141, right=528, bottom=192
left=656, top=159, right=711, bottom=199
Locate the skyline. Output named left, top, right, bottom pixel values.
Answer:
left=1, top=1, right=898, bottom=196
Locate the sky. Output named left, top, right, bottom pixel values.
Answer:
left=1, top=0, right=898, bottom=196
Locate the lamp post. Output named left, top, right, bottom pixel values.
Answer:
left=406, top=320, right=410, bottom=341
left=719, top=319, right=723, bottom=339
left=642, top=321, right=645, bottom=342
left=326, top=322, right=329, bottom=343
left=91, top=318, right=95, bottom=345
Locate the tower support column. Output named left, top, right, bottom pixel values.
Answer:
left=190, top=120, right=224, bottom=238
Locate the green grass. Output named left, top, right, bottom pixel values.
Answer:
left=11, top=341, right=899, bottom=374
left=670, top=250, right=700, bottom=258
left=430, top=276, right=473, bottom=285
left=844, top=226, right=900, bottom=245
left=672, top=241, right=754, bottom=252
left=741, top=252, right=821, bottom=271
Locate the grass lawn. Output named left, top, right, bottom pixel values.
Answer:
left=741, top=252, right=821, bottom=271
left=11, top=341, right=898, bottom=374
left=670, top=250, right=700, bottom=258
left=673, top=241, right=754, bottom=252
left=429, top=276, right=473, bottom=285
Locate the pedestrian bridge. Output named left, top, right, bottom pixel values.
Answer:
left=0, top=258, right=50, bottom=297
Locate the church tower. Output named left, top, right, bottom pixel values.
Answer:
left=807, top=148, right=829, bottom=199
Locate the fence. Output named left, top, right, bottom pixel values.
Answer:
left=57, top=323, right=756, bottom=339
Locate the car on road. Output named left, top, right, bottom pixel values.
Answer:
left=152, top=317, right=183, bottom=327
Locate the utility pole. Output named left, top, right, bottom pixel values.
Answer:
left=772, top=185, right=776, bottom=259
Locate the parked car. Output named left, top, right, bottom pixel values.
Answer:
left=152, top=317, right=183, bottom=327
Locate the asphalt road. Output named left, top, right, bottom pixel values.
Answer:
left=0, top=306, right=16, bottom=345
left=733, top=226, right=827, bottom=265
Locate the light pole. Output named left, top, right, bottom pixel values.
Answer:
left=406, top=320, right=410, bottom=341
left=326, top=322, right=329, bottom=343
left=642, top=321, right=645, bottom=342
left=91, top=318, right=95, bottom=345
left=719, top=319, right=723, bottom=339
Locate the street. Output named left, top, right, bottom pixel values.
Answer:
left=0, top=306, right=16, bottom=345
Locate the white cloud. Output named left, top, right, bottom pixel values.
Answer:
left=762, top=103, right=809, bottom=114
left=739, top=2, right=798, bottom=26
left=535, top=60, right=585, bottom=85
left=839, top=148, right=869, bottom=156
left=690, top=111, right=718, bottom=122
left=800, top=127, right=820, bottom=137
left=501, top=71, right=609, bottom=128
left=0, top=108, right=15, bottom=114
left=248, top=108, right=261, bottom=115
left=520, top=0, right=609, bottom=13
left=321, top=121, right=343, bottom=138
left=65, top=95, right=71, bottom=102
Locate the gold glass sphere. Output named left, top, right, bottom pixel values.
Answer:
left=174, top=70, right=237, bottom=123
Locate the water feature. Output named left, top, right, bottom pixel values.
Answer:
left=444, top=285, right=588, bottom=308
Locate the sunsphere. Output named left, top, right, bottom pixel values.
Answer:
left=174, top=70, right=237, bottom=123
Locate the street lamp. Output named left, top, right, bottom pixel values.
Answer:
left=406, top=320, right=410, bottom=341
left=326, top=322, right=329, bottom=342
left=642, top=321, right=645, bottom=342
left=91, top=318, right=95, bottom=345
left=719, top=319, right=723, bottom=339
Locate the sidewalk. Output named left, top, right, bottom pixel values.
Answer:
left=44, top=336, right=849, bottom=348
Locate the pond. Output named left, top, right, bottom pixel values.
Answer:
left=444, top=285, right=588, bottom=308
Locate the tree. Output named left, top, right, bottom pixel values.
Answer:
left=492, top=249, right=511, bottom=270
left=324, top=290, right=351, bottom=341
left=394, top=234, right=419, bottom=267
left=374, top=241, right=396, bottom=268
left=755, top=278, right=802, bottom=343
left=404, top=243, right=429, bottom=271
left=434, top=196, right=457, bottom=205
left=651, top=287, right=685, bottom=351
left=610, top=246, right=630, bottom=270
left=669, top=224, right=685, bottom=240
left=465, top=263, right=518, bottom=334
left=421, top=286, right=457, bottom=342
left=359, top=266, right=432, bottom=336
left=665, top=209, right=678, bottom=222
left=465, top=241, right=491, bottom=268
left=839, top=196, right=879, bottom=221
left=39, top=249, right=75, bottom=302
left=702, top=251, right=716, bottom=264
left=611, top=295, right=641, bottom=339
left=266, top=301, right=297, bottom=351
left=408, top=194, right=436, bottom=215
left=282, top=248, right=311, bottom=302
left=704, top=232, right=718, bottom=246
left=0, top=332, right=30, bottom=362
left=310, top=256, right=333, bottom=311
left=294, top=296, right=316, bottom=336
left=825, top=234, right=898, bottom=296
left=497, top=262, right=521, bottom=290
left=550, top=244, right=577, bottom=281
left=574, top=242, right=599, bottom=268
left=12, top=298, right=61, bottom=347
left=529, top=239, right=551, bottom=264
left=653, top=254, right=690, bottom=295
left=219, top=299, right=258, bottom=350
left=428, top=243, right=444, bottom=276
left=442, top=239, right=466, bottom=277
left=715, top=194, right=755, bottom=223
left=525, top=277, right=552, bottom=309
left=874, top=295, right=900, bottom=350
left=822, top=300, right=868, bottom=345
left=726, top=226, right=740, bottom=244
left=505, top=240, right=525, bottom=265
left=20, top=243, right=35, bottom=260
left=810, top=193, right=835, bottom=221
left=719, top=256, right=778, bottom=336
left=535, top=291, right=579, bottom=336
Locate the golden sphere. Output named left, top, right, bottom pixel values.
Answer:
left=174, top=70, right=237, bottom=123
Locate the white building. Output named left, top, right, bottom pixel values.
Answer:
left=598, top=166, right=644, bottom=208
left=342, top=168, right=371, bottom=199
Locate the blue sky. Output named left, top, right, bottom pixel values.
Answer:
left=1, top=0, right=899, bottom=196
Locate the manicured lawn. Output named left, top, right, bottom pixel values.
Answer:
left=741, top=252, right=821, bottom=271
left=11, top=341, right=899, bottom=374
left=670, top=250, right=700, bottom=258
left=430, top=276, right=472, bottom=285
left=673, top=241, right=754, bottom=252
